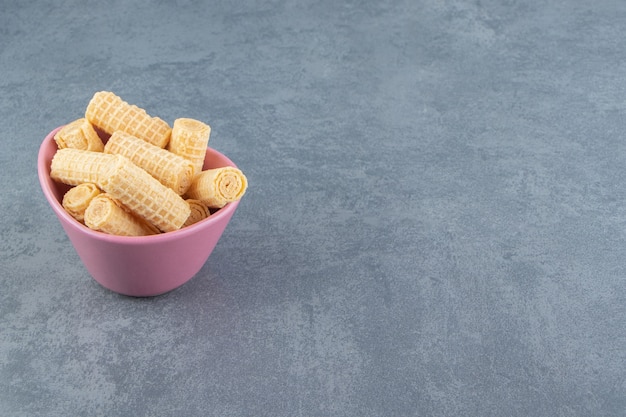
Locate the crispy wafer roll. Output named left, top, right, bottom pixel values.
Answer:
left=168, top=118, right=211, bottom=175
left=100, top=155, right=191, bottom=232
left=184, top=167, right=248, bottom=209
left=183, top=199, right=210, bottom=227
left=104, top=131, right=195, bottom=195
left=54, top=118, right=105, bottom=152
left=84, top=194, right=158, bottom=236
left=85, top=91, right=172, bottom=148
left=50, top=148, right=118, bottom=187
left=62, top=183, right=102, bottom=223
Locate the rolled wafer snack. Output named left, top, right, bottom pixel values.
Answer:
left=104, top=131, right=195, bottom=195
left=100, top=155, right=191, bottom=232
left=85, top=91, right=172, bottom=148
left=168, top=118, right=211, bottom=175
left=54, top=118, right=105, bottom=152
left=183, top=199, right=210, bottom=227
left=50, top=148, right=118, bottom=187
left=62, top=183, right=102, bottom=223
left=184, top=167, right=248, bottom=209
left=84, top=194, right=158, bottom=236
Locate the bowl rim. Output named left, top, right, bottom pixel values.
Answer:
left=38, top=125, right=241, bottom=245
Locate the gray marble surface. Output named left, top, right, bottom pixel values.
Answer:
left=1, top=0, right=625, bottom=415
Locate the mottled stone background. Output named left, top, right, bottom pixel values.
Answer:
left=1, top=0, right=625, bottom=416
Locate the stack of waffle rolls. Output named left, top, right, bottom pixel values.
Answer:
left=49, top=91, right=248, bottom=236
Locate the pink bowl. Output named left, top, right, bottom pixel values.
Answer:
left=38, top=126, right=241, bottom=297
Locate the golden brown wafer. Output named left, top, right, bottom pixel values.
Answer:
left=61, top=183, right=102, bottom=223
left=85, top=91, right=171, bottom=148
left=184, top=166, right=248, bottom=209
left=84, top=194, right=158, bottom=236
left=168, top=118, right=211, bottom=175
left=54, top=118, right=105, bottom=152
left=183, top=199, right=210, bottom=227
left=100, top=155, right=191, bottom=232
left=104, top=131, right=195, bottom=195
left=50, top=148, right=118, bottom=187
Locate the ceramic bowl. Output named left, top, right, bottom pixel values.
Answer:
left=38, top=126, right=240, bottom=297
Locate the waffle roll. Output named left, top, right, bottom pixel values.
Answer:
left=183, top=199, right=210, bottom=227
left=168, top=118, right=211, bottom=175
left=50, top=148, right=118, bottom=187
left=184, top=167, right=248, bottom=209
left=104, top=131, right=195, bottom=195
left=84, top=194, right=158, bottom=236
left=62, top=183, right=102, bottom=223
left=54, top=118, right=105, bottom=152
left=85, top=91, right=172, bottom=148
left=100, top=155, right=191, bottom=232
